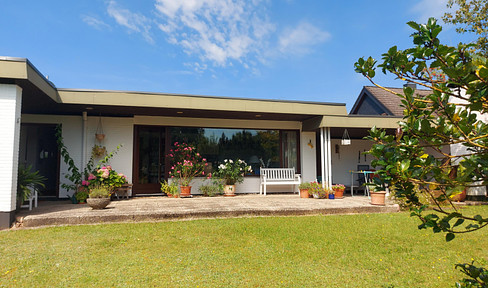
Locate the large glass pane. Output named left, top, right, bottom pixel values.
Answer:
left=138, top=128, right=161, bottom=184
left=169, top=127, right=281, bottom=175
left=282, top=130, right=298, bottom=170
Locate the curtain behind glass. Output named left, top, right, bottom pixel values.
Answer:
left=282, top=131, right=298, bottom=171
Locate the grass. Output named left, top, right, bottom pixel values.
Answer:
left=1, top=206, right=488, bottom=287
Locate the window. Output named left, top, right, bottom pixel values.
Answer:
left=169, top=127, right=299, bottom=175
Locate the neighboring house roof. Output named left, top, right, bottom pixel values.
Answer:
left=350, top=86, right=432, bottom=116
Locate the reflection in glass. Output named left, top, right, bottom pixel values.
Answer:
left=282, top=131, right=298, bottom=171
left=138, top=128, right=164, bottom=184
left=169, top=127, right=296, bottom=175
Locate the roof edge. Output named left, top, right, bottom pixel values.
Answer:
left=57, top=88, right=346, bottom=107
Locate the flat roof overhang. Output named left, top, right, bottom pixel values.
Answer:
left=303, top=115, right=401, bottom=138
left=0, top=57, right=348, bottom=122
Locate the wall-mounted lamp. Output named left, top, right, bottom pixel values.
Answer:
left=307, top=139, right=314, bottom=149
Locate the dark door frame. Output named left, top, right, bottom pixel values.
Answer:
left=132, top=125, right=167, bottom=195
left=20, top=123, right=60, bottom=199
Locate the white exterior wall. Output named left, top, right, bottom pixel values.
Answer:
left=85, top=117, right=134, bottom=185
left=0, top=85, right=22, bottom=212
left=330, top=139, right=373, bottom=186
left=449, top=89, right=487, bottom=197
left=301, top=132, right=316, bottom=182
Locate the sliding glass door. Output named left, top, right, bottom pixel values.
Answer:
left=133, top=126, right=166, bottom=194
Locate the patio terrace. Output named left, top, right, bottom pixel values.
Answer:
left=14, top=194, right=399, bottom=229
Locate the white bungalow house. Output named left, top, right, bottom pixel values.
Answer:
left=0, top=57, right=400, bottom=229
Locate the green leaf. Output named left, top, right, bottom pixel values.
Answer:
left=479, top=67, right=488, bottom=79
left=474, top=215, right=484, bottom=224
left=446, top=232, right=455, bottom=242
left=453, top=218, right=465, bottom=228
left=400, top=159, right=410, bottom=171
left=407, top=21, right=420, bottom=31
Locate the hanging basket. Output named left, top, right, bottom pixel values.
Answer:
left=95, top=133, right=105, bottom=141
left=95, top=115, right=105, bottom=142
left=341, top=129, right=351, bottom=145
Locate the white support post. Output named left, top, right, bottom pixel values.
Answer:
left=320, top=128, right=325, bottom=188
left=0, top=84, right=22, bottom=229
left=82, top=111, right=88, bottom=178
left=326, top=127, right=332, bottom=189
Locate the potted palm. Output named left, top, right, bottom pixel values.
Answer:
left=298, top=182, right=312, bottom=198
left=213, top=159, right=252, bottom=196
left=168, top=142, right=208, bottom=197
left=16, top=165, right=46, bottom=210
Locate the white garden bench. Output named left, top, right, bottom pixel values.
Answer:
left=259, top=168, right=301, bottom=196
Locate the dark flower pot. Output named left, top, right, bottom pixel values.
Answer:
left=328, top=194, right=335, bottom=199
left=87, top=198, right=110, bottom=209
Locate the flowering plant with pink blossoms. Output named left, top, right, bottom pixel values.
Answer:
left=168, top=142, right=208, bottom=186
left=82, top=165, right=127, bottom=192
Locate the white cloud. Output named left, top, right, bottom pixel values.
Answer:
left=154, top=0, right=275, bottom=66
left=103, top=0, right=330, bottom=69
left=278, top=22, right=330, bottom=55
left=411, top=0, right=450, bottom=23
left=107, top=0, right=154, bottom=44
left=82, top=15, right=111, bottom=30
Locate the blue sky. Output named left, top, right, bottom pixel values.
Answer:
left=0, top=0, right=476, bottom=111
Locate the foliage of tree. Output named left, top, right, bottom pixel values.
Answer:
left=443, top=0, right=488, bottom=56
left=354, top=18, right=488, bottom=287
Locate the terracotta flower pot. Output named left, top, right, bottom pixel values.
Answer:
left=224, top=185, right=236, bottom=197
left=180, top=186, right=192, bottom=198
left=333, top=188, right=344, bottom=199
left=95, top=133, right=105, bottom=141
left=299, top=189, right=309, bottom=198
left=370, top=191, right=386, bottom=206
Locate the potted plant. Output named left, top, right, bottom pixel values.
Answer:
left=309, top=182, right=327, bottom=199
left=328, top=188, right=335, bottom=199
left=161, top=180, right=180, bottom=198
left=368, top=174, right=388, bottom=206
left=167, top=142, right=208, bottom=197
left=332, top=184, right=345, bottom=199
left=16, top=165, right=46, bottom=210
left=91, top=145, right=107, bottom=158
left=213, top=159, right=252, bottom=196
left=298, top=182, right=312, bottom=198
left=75, top=188, right=89, bottom=204
left=82, top=165, right=128, bottom=206
left=199, top=179, right=223, bottom=197
left=87, top=185, right=111, bottom=209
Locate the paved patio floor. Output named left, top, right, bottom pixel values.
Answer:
left=14, top=194, right=400, bottom=229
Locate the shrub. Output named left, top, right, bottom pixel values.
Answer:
left=89, top=185, right=111, bottom=198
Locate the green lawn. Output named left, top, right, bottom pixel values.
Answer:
left=1, top=206, right=488, bottom=287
